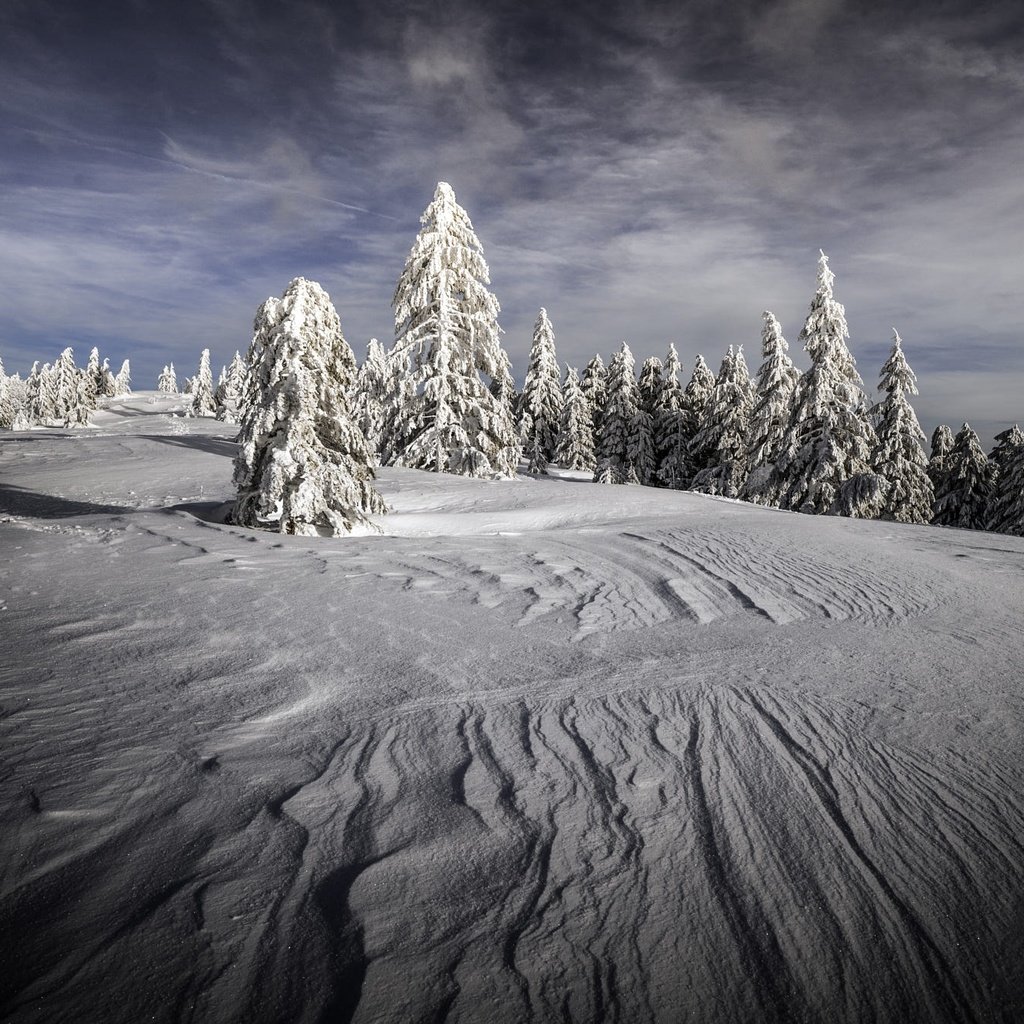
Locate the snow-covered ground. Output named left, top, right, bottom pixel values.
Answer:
left=2, top=394, right=1023, bottom=1023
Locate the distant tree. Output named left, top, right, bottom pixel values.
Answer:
left=681, top=355, right=716, bottom=483
left=595, top=343, right=643, bottom=484
left=871, top=330, right=933, bottom=523
left=743, top=312, right=799, bottom=503
left=554, top=365, right=596, bottom=470
left=489, top=346, right=518, bottom=415
left=771, top=251, right=882, bottom=517
left=518, top=308, right=563, bottom=474
left=932, top=423, right=994, bottom=529
left=113, top=359, right=132, bottom=396
left=987, top=425, right=1024, bottom=535
left=86, top=347, right=102, bottom=390
left=1, top=368, right=28, bottom=429
left=98, top=358, right=117, bottom=398
left=927, top=424, right=955, bottom=509
left=232, top=277, right=385, bottom=535
left=580, top=355, right=608, bottom=442
left=52, top=347, right=82, bottom=426
left=690, top=346, right=753, bottom=497
left=655, top=344, right=689, bottom=489
left=388, top=181, right=520, bottom=477
left=158, top=364, right=179, bottom=394
left=214, top=351, right=246, bottom=423
left=0, top=357, right=14, bottom=429
left=637, top=357, right=663, bottom=420
left=352, top=339, right=388, bottom=462
left=189, top=349, right=217, bottom=417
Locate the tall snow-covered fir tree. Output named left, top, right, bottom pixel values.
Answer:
left=682, top=354, right=718, bottom=484
left=927, top=424, right=955, bottom=508
left=232, top=277, right=385, bottom=535
left=770, top=252, right=882, bottom=517
left=987, top=425, right=1024, bottom=535
left=489, top=347, right=518, bottom=416
left=158, top=364, right=178, bottom=394
left=353, top=338, right=388, bottom=463
left=518, top=308, right=563, bottom=474
left=52, top=347, right=81, bottom=426
left=0, top=357, right=14, bottom=429
left=581, top=355, right=607, bottom=443
left=871, top=330, right=933, bottom=523
left=637, top=357, right=663, bottom=421
left=388, top=181, right=519, bottom=477
left=85, top=347, right=102, bottom=391
left=742, top=312, right=799, bottom=503
left=189, top=349, right=217, bottom=417
left=113, top=359, right=131, bottom=396
left=214, top=351, right=247, bottom=423
left=932, top=423, right=993, bottom=530
left=554, top=365, right=596, bottom=470
left=690, top=346, right=753, bottom=497
left=98, top=358, right=117, bottom=398
left=654, top=345, right=688, bottom=489
left=594, top=343, right=644, bottom=484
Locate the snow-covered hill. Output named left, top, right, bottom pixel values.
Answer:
left=2, top=395, right=1023, bottom=1023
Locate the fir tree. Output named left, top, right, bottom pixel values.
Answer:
left=554, top=365, right=596, bottom=470
left=594, top=343, right=643, bottom=484
left=158, top=364, right=179, bottom=394
left=352, top=338, right=388, bottom=463
left=52, top=348, right=81, bottom=426
left=933, top=423, right=994, bottom=529
left=743, top=312, right=799, bottom=503
left=987, top=425, right=1024, bottom=535
left=98, top=358, right=117, bottom=398
left=232, top=278, right=385, bottom=535
left=683, top=354, right=717, bottom=483
left=86, top=347, right=102, bottom=391
left=655, top=344, right=688, bottom=489
left=581, top=355, right=607, bottom=442
left=927, top=425, right=955, bottom=505
left=518, top=308, right=563, bottom=474
left=872, top=329, right=933, bottom=523
left=388, top=181, right=520, bottom=477
left=189, top=349, right=217, bottom=417
left=0, top=358, right=13, bottom=429
left=113, top=359, right=132, bottom=396
left=690, top=346, right=753, bottom=497
left=771, top=251, right=882, bottom=517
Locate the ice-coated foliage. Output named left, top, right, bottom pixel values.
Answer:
left=352, top=339, right=388, bottom=463
left=189, top=349, right=217, bottom=417
left=932, top=423, right=993, bottom=530
left=554, top=365, right=596, bottom=470
left=158, top=364, right=178, bottom=394
left=987, top=425, right=1024, bottom=535
left=214, top=351, right=247, bottom=423
left=388, top=181, right=519, bottom=477
left=1, top=369, right=28, bottom=429
left=86, top=347, right=102, bottom=391
left=927, top=424, right=954, bottom=503
left=872, top=330, right=933, bottom=523
left=681, top=355, right=715, bottom=481
left=98, top=358, right=117, bottom=398
left=580, top=355, right=607, bottom=442
left=638, top=358, right=663, bottom=420
left=232, top=277, right=385, bottom=536
left=690, top=346, right=753, bottom=497
left=771, top=252, right=881, bottom=517
left=594, top=343, right=643, bottom=485
left=743, top=311, right=799, bottom=503
left=113, top=359, right=132, bottom=397
left=489, top=347, right=519, bottom=415
left=518, top=308, right=563, bottom=474
left=53, top=348, right=83, bottom=426
left=655, top=345, right=689, bottom=489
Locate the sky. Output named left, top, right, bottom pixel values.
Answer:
left=2, top=0, right=1023, bottom=443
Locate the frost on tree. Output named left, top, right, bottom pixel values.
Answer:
left=232, top=277, right=385, bottom=536
left=690, top=346, right=753, bottom=497
left=215, top=351, right=247, bottom=423
left=932, top=423, right=994, bottom=530
left=189, top=349, right=217, bottom=417
left=655, top=345, right=689, bottom=489
left=113, top=359, right=132, bottom=396
left=682, top=354, right=717, bottom=485
left=580, top=355, right=607, bottom=443
left=352, top=338, right=388, bottom=464
left=871, top=330, right=933, bottom=524
left=98, top=358, right=117, bottom=398
left=742, top=312, right=799, bottom=503
left=771, top=252, right=883, bottom=517
left=518, top=308, right=564, bottom=474
left=594, top=343, right=643, bottom=485
left=158, top=364, right=179, bottom=394
left=987, top=425, right=1024, bottom=535
left=927, top=424, right=954, bottom=511
left=388, top=181, right=520, bottom=478
left=554, top=365, right=595, bottom=470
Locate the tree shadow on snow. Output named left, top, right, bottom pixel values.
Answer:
left=0, top=483, right=135, bottom=519
left=142, top=434, right=239, bottom=458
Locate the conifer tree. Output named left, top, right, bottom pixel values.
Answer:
left=214, top=350, right=247, bottom=422
left=25, top=362, right=46, bottom=424
left=683, top=354, right=718, bottom=483
left=97, top=358, right=117, bottom=397
left=743, top=312, right=799, bottom=503
left=0, top=358, right=13, bottom=429
left=518, top=308, right=564, bottom=474
left=52, top=348, right=81, bottom=425
left=690, top=346, right=753, bottom=497
left=232, top=278, right=385, bottom=535
left=352, top=338, right=388, bottom=462
left=489, top=347, right=518, bottom=414
left=554, top=365, right=596, bottom=470
left=113, top=359, right=131, bottom=396
left=86, top=347, right=102, bottom=391
left=158, top=364, right=178, bottom=394
left=1, top=369, right=28, bottom=429
left=933, top=423, right=994, bottom=529
left=771, top=251, right=882, bottom=517
left=927, top=425, right=955, bottom=506
left=581, top=355, right=607, bottom=442
left=987, top=425, right=1024, bottom=535
left=189, top=349, right=217, bottom=417
left=655, top=344, right=689, bottom=489
left=637, top=358, right=663, bottom=421
left=388, top=181, right=520, bottom=477
left=594, top=343, right=643, bottom=484
left=871, top=329, right=933, bottom=523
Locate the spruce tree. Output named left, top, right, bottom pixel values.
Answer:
left=113, top=359, right=132, bottom=396
left=232, top=277, right=385, bottom=535
left=872, top=330, right=933, bottom=523
left=389, top=181, right=520, bottom=477
left=655, top=344, right=689, bottom=489
left=158, top=364, right=179, bottom=394
left=987, top=425, right=1024, bottom=535
left=518, top=308, right=563, bottom=474
left=554, top=365, right=596, bottom=470
left=215, top=351, right=247, bottom=423
left=52, top=348, right=80, bottom=425
left=771, top=251, right=882, bottom=517
left=690, top=346, right=753, bottom=497
left=927, top=425, right=955, bottom=506
left=581, top=355, right=607, bottom=442
left=683, top=354, right=717, bottom=484
left=0, top=358, right=13, bottom=429
left=743, top=311, right=799, bottom=503
left=353, top=338, right=388, bottom=463
left=932, top=423, right=993, bottom=529
left=189, top=349, right=217, bottom=417
left=594, top=343, right=642, bottom=484
left=86, top=347, right=102, bottom=391
left=98, top=358, right=117, bottom=398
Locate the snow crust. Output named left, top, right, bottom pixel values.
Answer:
left=2, top=395, right=1023, bottom=1022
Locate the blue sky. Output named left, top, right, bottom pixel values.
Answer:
left=2, top=0, right=1023, bottom=443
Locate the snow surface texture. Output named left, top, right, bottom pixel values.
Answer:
left=2, top=395, right=1023, bottom=1023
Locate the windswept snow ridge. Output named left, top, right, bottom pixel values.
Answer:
left=2, top=398, right=1023, bottom=1023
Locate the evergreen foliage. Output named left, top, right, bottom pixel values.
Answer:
left=113, top=359, right=132, bottom=396
left=554, top=365, right=596, bottom=470
left=690, top=346, right=753, bottom=497
left=518, top=308, right=563, bottom=474
left=682, top=354, right=717, bottom=483
left=353, top=339, right=388, bottom=463
left=932, top=423, right=993, bottom=529
left=232, top=277, right=385, bottom=535
left=654, top=345, right=689, bottom=489
left=927, top=425, right=955, bottom=506
left=214, top=351, right=246, bottom=423
left=594, top=343, right=642, bottom=484
left=158, top=364, right=178, bottom=394
left=580, top=355, right=607, bottom=442
left=987, top=425, right=1024, bottom=535
left=189, top=349, right=217, bottom=417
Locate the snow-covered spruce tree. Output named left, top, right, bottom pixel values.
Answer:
left=0, top=357, right=13, bottom=429
left=655, top=344, right=688, bottom=489
left=690, top=346, right=753, bottom=497
left=98, top=358, right=117, bottom=398
left=113, top=359, right=131, bottom=396
left=594, top=343, right=644, bottom=484
left=352, top=338, right=388, bottom=463
left=158, top=364, right=178, bottom=394
left=932, top=423, right=994, bottom=530
left=771, top=251, right=883, bottom=517
left=988, top=424, right=1021, bottom=480
left=554, top=365, right=596, bottom=470
left=489, top=346, right=518, bottom=415
left=927, top=424, right=955, bottom=507
left=638, top=357, right=663, bottom=422
left=742, top=312, right=799, bottom=503
left=189, top=349, right=217, bottom=417
left=987, top=425, right=1024, bottom=535
left=1, top=370, right=28, bottom=429
left=581, top=355, right=607, bottom=443
left=518, top=308, right=563, bottom=474
left=25, top=362, right=45, bottom=424
left=388, top=182, right=520, bottom=477
left=52, top=347, right=81, bottom=425
left=215, top=350, right=247, bottom=423
left=86, top=347, right=102, bottom=391
left=871, top=329, right=933, bottom=523
left=683, top=354, right=718, bottom=484
left=232, top=277, right=385, bottom=535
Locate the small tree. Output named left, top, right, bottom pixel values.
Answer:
left=352, top=339, right=388, bottom=463
left=52, top=348, right=81, bottom=425
left=158, top=364, right=179, bottom=394
left=987, top=425, right=1024, bottom=535
left=680, top=355, right=716, bottom=484
left=113, top=359, right=132, bottom=396
left=594, top=343, right=642, bottom=484
left=581, top=355, right=607, bottom=442
left=932, top=423, right=993, bottom=530
left=98, top=358, right=117, bottom=397
left=554, top=365, right=596, bottom=470
left=518, top=308, right=563, bottom=474
left=690, top=346, right=753, bottom=497
left=655, top=345, right=688, bottom=489
left=189, top=349, right=217, bottom=417
left=927, top=424, right=955, bottom=507
left=232, top=278, right=385, bottom=535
